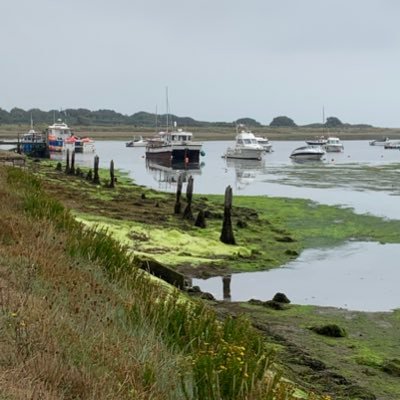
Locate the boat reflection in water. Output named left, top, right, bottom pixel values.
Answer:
left=145, top=158, right=203, bottom=190
left=225, top=158, right=264, bottom=191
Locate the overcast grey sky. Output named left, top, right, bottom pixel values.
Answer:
left=2, top=0, right=400, bottom=126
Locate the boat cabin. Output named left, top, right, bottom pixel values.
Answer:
left=161, top=129, right=193, bottom=144
left=47, top=119, right=72, bottom=139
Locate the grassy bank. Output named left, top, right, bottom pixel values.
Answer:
left=216, top=301, right=400, bottom=400
left=0, top=165, right=330, bottom=399
left=2, top=156, right=400, bottom=399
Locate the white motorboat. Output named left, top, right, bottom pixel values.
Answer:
left=223, top=130, right=264, bottom=160
left=290, top=145, right=325, bottom=161
left=255, top=136, right=273, bottom=152
left=324, top=137, right=344, bottom=152
left=47, top=119, right=72, bottom=152
left=369, top=137, right=391, bottom=146
left=305, top=136, right=327, bottom=146
left=126, top=135, right=147, bottom=147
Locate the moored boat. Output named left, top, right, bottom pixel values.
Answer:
left=64, top=135, right=96, bottom=153
left=145, top=128, right=203, bottom=166
left=305, top=136, right=327, bottom=146
left=255, top=136, right=273, bottom=152
left=369, top=137, right=391, bottom=146
left=384, top=141, right=400, bottom=149
left=324, top=137, right=344, bottom=152
left=48, top=120, right=95, bottom=152
left=223, top=130, right=264, bottom=160
left=47, top=119, right=72, bottom=152
left=126, top=135, right=148, bottom=147
left=290, top=145, right=325, bottom=161
left=20, top=119, right=49, bottom=158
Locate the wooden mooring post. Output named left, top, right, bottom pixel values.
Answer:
left=220, top=185, right=235, bottom=244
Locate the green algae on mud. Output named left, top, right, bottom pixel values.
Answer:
left=217, top=301, right=400, bottom=400
left=35, top=160, right=400, bottom=277
left=228, top=195, right=400, bottom=247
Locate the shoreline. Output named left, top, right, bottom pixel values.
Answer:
left=3, top=158, right=400, bottom=399
left=2, top=124, right=400, bottom=142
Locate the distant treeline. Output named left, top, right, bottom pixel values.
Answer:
left=0, top=107, right=373, bottom=129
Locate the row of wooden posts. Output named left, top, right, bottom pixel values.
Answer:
left=61, top=150, right=236, bottom=245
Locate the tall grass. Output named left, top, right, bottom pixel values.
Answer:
left=1, top=166, right=329, bottom=399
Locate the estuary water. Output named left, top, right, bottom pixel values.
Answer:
left=60, top=139, right=400, bottom=219
left=50, top=139, right=400, bottom=311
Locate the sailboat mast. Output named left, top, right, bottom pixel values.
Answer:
left=155, top=105, right=158, bottom=134
left=166, top=86, right=169, bottom=133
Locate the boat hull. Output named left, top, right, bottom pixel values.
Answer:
left=146, top=143, right=202, bottom=164
left=126, top=141, right=147, bottom=147
left=290, top=146, right=325, bottom=160
left=48, top=138, right=64, bottom=152
left=325, top=145, right=344, bottom=152
left=21, top=142, right=49, bottom=158
left=224, top=148, right=263, bottom=160
left=290, top=153, right=324, bottom=161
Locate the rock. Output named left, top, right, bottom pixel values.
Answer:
left=200, top=292, right=215, bottom=300
left=187, top=285, right=201, bottom=293
left=248, top=299, right=263, bottom=306
left=263, top=300, right=288, bottom=310
left=309, top=324, right=347, bottom=338
left=272, top=292, right=291, bottom=303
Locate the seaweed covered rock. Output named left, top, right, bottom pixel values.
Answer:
left=248, top=299, right=264, bottom=306
left=382, top=358, right=400, bottom=376
left=309, top=324, right=347, bottom=338
left=272, top=292, right=291, bottom=303
left=263, top=300, right=288, bottom=310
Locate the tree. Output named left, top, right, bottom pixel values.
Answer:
left=235, top=118, right=261, bottom=127
left=269, top=116, right=296, bottom=127
left=325, top=116, right=343, bottom=127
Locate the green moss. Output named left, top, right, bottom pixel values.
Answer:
left=35, top=161, right=400, bottom=276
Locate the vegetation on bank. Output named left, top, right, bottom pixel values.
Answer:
left=32, top=159, right=400, bottom=278
left=217, top=302, right=400, bottom=400
left=2, top=155, right=400, bottom=399
left=0, top=165, right=335, bottom=399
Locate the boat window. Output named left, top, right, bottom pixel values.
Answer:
left=237, top=139, right=244, bottom=145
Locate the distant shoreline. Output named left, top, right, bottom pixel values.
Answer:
left=1, top=124, right=400, bottom=142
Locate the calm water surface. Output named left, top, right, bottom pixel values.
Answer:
left=193, top=242, right=400, bottom=312
left=50, top=139, right=400, bottom=311
left=60, top=139, right=400, bottom=219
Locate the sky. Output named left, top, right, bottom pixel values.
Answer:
left=1, top=0, right=400, bottom=127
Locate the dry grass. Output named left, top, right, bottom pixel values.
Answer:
left=0, top=165, right=332, bottom=400
left=0, top=169, right=187, bottom=399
